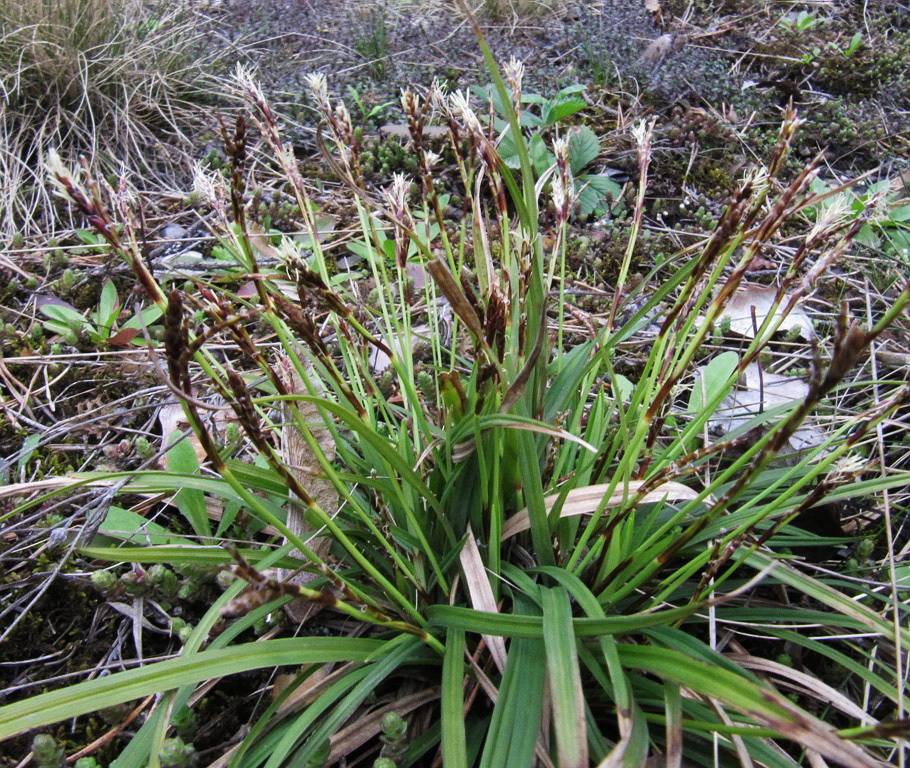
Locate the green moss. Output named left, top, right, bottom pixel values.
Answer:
left=360, top=136, right=420, bottom=180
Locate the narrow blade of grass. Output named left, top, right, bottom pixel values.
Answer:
left=0, top=638, right=384, bottom=741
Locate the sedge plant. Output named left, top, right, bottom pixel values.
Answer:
left=2, top=19, right=910, bottom=768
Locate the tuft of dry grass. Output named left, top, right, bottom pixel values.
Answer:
left=0, top=0, right=230, bottom=238
left=443, top=0, right=566, bottom=22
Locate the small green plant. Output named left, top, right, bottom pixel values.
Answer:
left=837, top=30, right=864, bottom=56
left=780, top=9, right=819, bottom=31
left=39, top=278, right=162, bottom=347
left=806, top=176, right=910, bottom=270
left=477, top=81, right=587, bottom=137
left=31, top=734, right=64, bottom=768
left=375, top=711, right=408, bottom=765
left=346, top=85, right=396, bottom=124
left=159, top=736, right=197, bottom=768
left=353, top=6, right=389, bottom=80
left=73, top=228, right=110, bottom=254
left=480, top=81, right=623, bottom=217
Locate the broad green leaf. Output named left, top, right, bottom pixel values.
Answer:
left=95, top=506, right=195, bottom=547
left=568, top=126, right=600, bottom=174
left=165, top=433, right=211, bottom=538
left=122, top=304, right=164, bottom=331
left=584, top=173, right=623, bottom=198
left=528, top=133, right=551, bottom=176
left=543, top=97, right=586, bottom=126
left=688, top=350, right=739, bottom=414
left=612, top=374, right=634, bottom=402
left=856, top=223, right=881, bottom=248
left=40, top=303, right=87, bottom=327
left=18, top=433, right=40, bottom=470
left=95, top=278, right=119, bottom=331
left=575, top=174, right=624, bottom=217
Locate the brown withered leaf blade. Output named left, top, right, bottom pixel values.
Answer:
left=327, top=688, right=439, bottom=764
left=730, top=655, right=872, bottom=724
left=749, top=687, right=888, bottom=768
left=158, top=400, right=206, bottom=463
left=426, top=257, right=485, bottom=339
left=503, top=481, right=700, bottom=540
left=460, top=525, right=507, bottom=674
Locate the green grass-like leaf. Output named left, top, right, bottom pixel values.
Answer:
left=0, top=638, right=384, bottom=741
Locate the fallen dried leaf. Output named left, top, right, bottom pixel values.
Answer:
left=721, top=283, right=814, bottom=339
left=710, top=363, right=824, bottom=451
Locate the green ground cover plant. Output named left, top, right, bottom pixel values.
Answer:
left=2, top=3, right=910, bottom=767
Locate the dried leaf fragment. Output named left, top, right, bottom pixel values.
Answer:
left=640, top=34, right=674, bottom=65
left=721, top=283, right=814, bottom=339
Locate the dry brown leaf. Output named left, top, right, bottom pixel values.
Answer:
left=460, top=524, right=508, bottom=674
left=327, top=688, right=439, bottom=765
left=274, top=663, right=352, bottom=714
left=158, top=401, right=205, bottom=463
left=750, top=688, right=888, bottom=768
left=503, top=481, right=701, bottom=540
left=730, top=655, right=874, bottom=724
left=644, top=0, right=662, bottom=20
